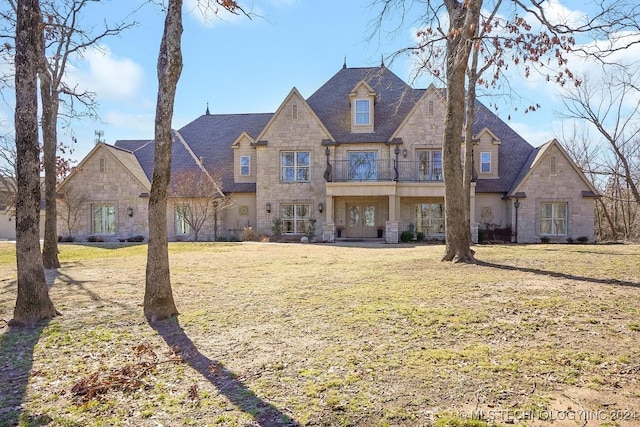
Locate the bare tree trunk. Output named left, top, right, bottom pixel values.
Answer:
left=144, top=0, right=182, bottom=322
left=463, top=50, right=479, bottom=239
left=441, top=0, right=481, bottom=263
left=12, top=0, right=58, bottom=326
left=40, top=69, right=61, bottom=268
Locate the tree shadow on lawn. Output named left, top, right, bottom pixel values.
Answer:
left=475, top=260, right=640, bottom=288
left=150, top=319, right=299, bottom=427
left=0, top=322, right=52, bottom=427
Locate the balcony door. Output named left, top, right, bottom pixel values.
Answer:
left=347, top=204, right=377, bottom=238
left=348, top=151, right=377, bottom=181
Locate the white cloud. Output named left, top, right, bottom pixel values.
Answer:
left=65, top=45, right=144, bottom=102
left=103, top=111, right=155, bottom=137
left=509, top=120, right=557, bottom=147
left=536, top=0, right=588, bottom=29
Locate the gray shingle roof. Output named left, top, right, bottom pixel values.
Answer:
left=472, top=102, right=535, bottom=193
left=112, top=65, right=536, bottom=196
left=178, top=113, right=273, bottom=193
left=307, top=66, right=423, bottom=143
left=115, top=113, right=272, bottom=194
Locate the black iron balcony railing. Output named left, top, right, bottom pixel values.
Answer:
left=328, top=160, right=443, bottom=183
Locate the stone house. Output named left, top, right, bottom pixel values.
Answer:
left=56, top=64, right=598, bottom=243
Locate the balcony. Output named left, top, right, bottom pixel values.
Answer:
left=329, top=160, right=443, bottom=183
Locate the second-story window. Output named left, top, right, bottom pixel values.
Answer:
left=355, top=99, right=370, bottom=125
left=480, top=152, right=491, bottom=173
left=240, top=155, right=250, bottom=176
left=281, top=151, right=310, bottom=182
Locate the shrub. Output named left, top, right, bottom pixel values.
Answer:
left=566, top=237, right=574, bottom=244
left=271, top=217, right=283, bottom=241
left=58, top=235, right=74, bottom=242
left=577, top=236, right=589, bottom=243
left=87, top=235, right=104, bottom=242
left=540, top=236, right=550, bottom=243
left=477, top=229, right=486, bottom=243
left=400, top=230, right=413, bottom=242
left=416, top=231, right=425, bottom=242
left=306, top=217, right=317, bottom=239
left=216, top=236, right=229, bottom=242
left=242, top=226, right=259, bottom=241
left=126, top=235, right=145, bottom=242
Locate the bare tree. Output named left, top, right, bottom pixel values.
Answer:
left=2, top=0, right=134, bottom=268
left=170, top=169, right=231, bottom=241
left=373, top=0, right=640, bottom=262
left=144, top=0, right=184, bottom=322
left=58, top=183, right=87, bottom=239
left=11, top=0, right=57, bottom=326
left=144, top=0, right=246, bottom=322
left=560, top=70, right=640, bottom=205
left=38, top=0, right=133, bottom=268
left=0, top=134, right=18, bottom=216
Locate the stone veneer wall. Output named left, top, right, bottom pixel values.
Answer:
left=255, top=94, right=329, bottom=238
left=514, top=144, right=596, bottom=243
left=57, top=147, right=150, bottom=241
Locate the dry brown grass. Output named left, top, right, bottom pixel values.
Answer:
left=1, top=241, right=640, bottom=427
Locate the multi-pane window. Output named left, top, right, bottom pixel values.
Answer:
left=240, top=155, right=250, bottom=176
left=281, top=203, right=309, bottom=234
left=355, top=99, right=370, bottom=125
left=281, top=151, right=310, bottom=182
left=480, top=152, right=491, bottom=173
left=348, top=151, right=377, bottom=181
left=416, top=150, right=442, bottom=181
left=292, top=104, right=298, bottom=120
left=176, top=205, right=191, bottom=234
left=92, top=205, right=115, bottom=234
left=540, top=202, right=567, bottom=235
left=415, top=203, right=445, bottom=235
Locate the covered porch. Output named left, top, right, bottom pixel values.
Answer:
left=321, top=181, right=464, bottom=243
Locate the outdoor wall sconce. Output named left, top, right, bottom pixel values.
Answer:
left=266, top=202, right=271, bottom=213
left=318, top=202, right=324, bottom=213
left=402, top=149, right=408, bottom=158
left=126, top=206, right=133, bottom=217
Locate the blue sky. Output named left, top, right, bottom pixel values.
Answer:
left=1, top=0, right=637, bottom=163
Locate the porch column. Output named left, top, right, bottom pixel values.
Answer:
left=322, top=195, right=335, bottom=243
left=388, top=195, right=399, bottom=221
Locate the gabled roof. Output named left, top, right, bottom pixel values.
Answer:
left=506, top=138, right=599, bottom=197
left=104, top=65, right=544, bottom=196
left=254, top=87, right=332, bottom=144
left=115, top=113, right=273, bottom=194
left=306, top=66, right=423, bottom=144
left=58, top=143, right=151, bottom=192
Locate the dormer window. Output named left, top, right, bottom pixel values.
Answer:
left=355, top=100, right=370, bottom=125
left=349, top=80, right=376, bottom=133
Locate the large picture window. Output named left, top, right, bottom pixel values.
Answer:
left=281, top=151, right=310, bottom=182
left=92, top=205, right=115, bottom=234
left=281, top=203, right=309, bottom=234
left=415, top=203, right=445, bottom=235
left=176, top=205, right=191, bottom=234
left=540, top=202, right=567, bottom=235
